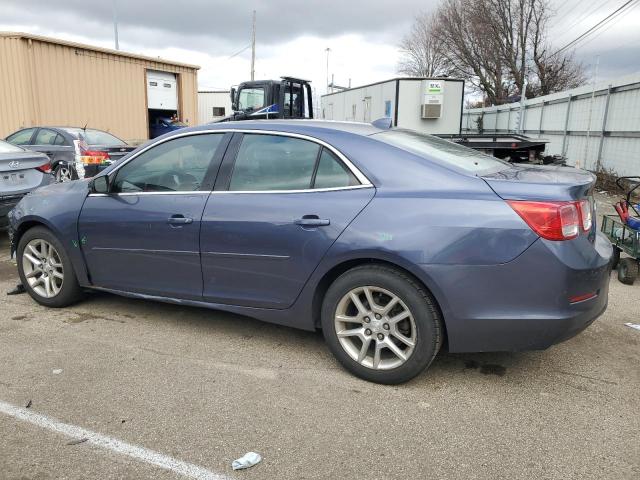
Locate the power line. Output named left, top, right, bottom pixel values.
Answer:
left=553, top=0, right=639, bottom=56
left=571, top=0, right=640, bottom=51
left=553, top=0, right=604, bottom=40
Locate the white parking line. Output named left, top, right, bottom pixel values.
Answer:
left=0, top=400, right=231, bottom=480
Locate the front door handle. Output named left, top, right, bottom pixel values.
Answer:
left=167, top=215, right=193, bottom=225
left=294, top=215, right=330, bottom=227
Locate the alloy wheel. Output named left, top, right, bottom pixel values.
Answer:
left=22, top=239, right=64, bottom=298
left=55, top=165, right=72, bottom=182
left=334, top=286, right=417, bottom=370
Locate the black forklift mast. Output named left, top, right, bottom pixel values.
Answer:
left=221, top=76, right=313, bottom=122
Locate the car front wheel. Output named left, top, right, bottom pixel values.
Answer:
left=321, top=265, right=443, bottom=384
left=17, top=226, right=84, bottom=307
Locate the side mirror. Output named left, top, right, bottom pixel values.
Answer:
left=230, top=88, right=237, bottom=110
left=91, top=175, right=109, bottom=194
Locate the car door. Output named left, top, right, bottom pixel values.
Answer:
left=30, top=128, right=73, bottom=165
left=200, top=132, right=375, bottom=309
left=79, top=132, right=231, bottom=299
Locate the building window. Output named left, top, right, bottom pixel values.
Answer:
left=212, top=107, right=226, bottom=117
left=385, top=100, right=392, bottom=117
left=149, top=81, right=158, bottom=86
left=163, top=83, right=172, bottom=88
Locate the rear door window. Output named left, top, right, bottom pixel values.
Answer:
left=6, top=128, right=36, bottom=145
left=112, top=134, right=224, bottom=193
left=229, top=134, right=320, bottom=191
left=34, top=129, right=60, bottom=146
left=313, top=149, right=359, bottom=189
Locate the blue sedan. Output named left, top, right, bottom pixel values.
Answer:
left=8, top=120, right=612, bottom=384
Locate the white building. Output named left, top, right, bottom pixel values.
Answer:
left=321, top=77, right=464, bottom=135
left=198, top=90, right=232, bottom=124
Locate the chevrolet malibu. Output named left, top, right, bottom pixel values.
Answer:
left=8, top=120, right=612, bottom=384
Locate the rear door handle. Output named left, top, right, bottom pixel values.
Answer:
left=167, top=215, right=193, bottom=225
left=294, top=215, right=330, bottom=227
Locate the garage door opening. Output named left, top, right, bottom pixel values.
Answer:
left=146, top=70, right=180, bottom=139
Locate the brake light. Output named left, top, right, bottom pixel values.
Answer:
left=36, top=161, right=51, bottom=173
left=508, top=200, right=580, bottom=240
left=80, top=150, right=110, bottom=165
left=578, top=199, right=592, bottom=231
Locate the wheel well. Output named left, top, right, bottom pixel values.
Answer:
left=12, top=221, right=47, bottom=253
left=312, top=258, right=448, bottom=348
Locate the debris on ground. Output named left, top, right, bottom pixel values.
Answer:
left=232, top=452, right=262, bottom=470
left=66, top=438, right=88, bottom=446
left=624, top=322, right=640, bottom=331
left=25, top=399, right=32, bottom=409
left=6, top=284, right=25, bottom=295
left=52, top=369, right=63, bottom=375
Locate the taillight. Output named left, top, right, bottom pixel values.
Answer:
left=508, top=200, right=581, bottom=241
left=36, top=161, right=51, bottom=173
left=578, top=199, right=592, bottom=231
left=80, top=150, right=110, bottom=165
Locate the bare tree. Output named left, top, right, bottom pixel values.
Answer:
left=405, top=0, right=586, bottom=104
left=397, top=12, right=449, bottom=77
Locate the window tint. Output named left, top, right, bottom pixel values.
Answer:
left=313, top=149, right=359, bottom=189
left=112, top=134, right=223, bottom=193
left=6, top=128, right=36, bottom=145
left=54, top=134, right=66, bottom=146
left=34, top=129, right=59, bottom=146
left=229, top=135, right=320, bottom=191
left=374, top=129, right=508, bottom=173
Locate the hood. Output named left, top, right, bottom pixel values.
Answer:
left=482, top=164, right=595, bottom=201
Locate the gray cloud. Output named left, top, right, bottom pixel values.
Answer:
left=5, top=0, right=437, bottom=50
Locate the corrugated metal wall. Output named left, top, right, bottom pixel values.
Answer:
left=0, top=34, right=198, bottom=142
left=462, top=73, right=640, bottom=176
left=197, top=91, right=231, bottom=124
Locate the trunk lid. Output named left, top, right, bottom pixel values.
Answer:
left=0, top=151, right=48, bottom=194
left=482, top=164, right=595, bottom=201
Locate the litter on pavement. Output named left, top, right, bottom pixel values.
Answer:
left=624, top=322, right=640, bottom=331
left=232, top=452, right=262, bottom=470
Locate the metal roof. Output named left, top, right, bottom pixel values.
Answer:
left=0, top=31, right=200, bottom=70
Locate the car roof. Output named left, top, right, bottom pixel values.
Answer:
left=190, top=119, right=385, bottom=137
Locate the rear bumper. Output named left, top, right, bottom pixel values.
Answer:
left=1, top=174, right=53, bottom=228
left=422, top=231, right=613, bottom=352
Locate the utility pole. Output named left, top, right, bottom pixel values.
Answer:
left=325, top=47, right=331, bottom=94
left=250, top=10, right=256, bottom=81
left=581, top=55, right=600, bottom=170
left=112, top=0, right=119, bottom=50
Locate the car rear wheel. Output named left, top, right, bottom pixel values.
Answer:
left=618, top=257, right=638, bottom=285
left=54, top=163, right=75, bottom=183
left=17, top=226, right=84, bottom=307
left=321, top=265, right=443, bottom=384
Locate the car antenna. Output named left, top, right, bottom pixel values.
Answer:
left=83, top=122, right=88, bottom=131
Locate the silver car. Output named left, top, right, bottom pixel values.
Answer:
left=0, top=139, right=52, bottom=228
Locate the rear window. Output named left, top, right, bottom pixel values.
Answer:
left=373, top=129, right=508, bottom=173
left=63, top=128, right=126, bottom=146
left=0, top=140, right=24, bottom=153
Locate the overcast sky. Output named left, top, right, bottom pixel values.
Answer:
left=2, top=0, right=639, bottom=96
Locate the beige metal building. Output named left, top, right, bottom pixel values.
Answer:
left=0, top=32, right=200, bottom=142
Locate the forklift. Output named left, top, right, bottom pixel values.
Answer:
left=216, top=76, right=314, bottom=122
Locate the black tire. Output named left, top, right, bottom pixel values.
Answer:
left=611, top=246, right=621, bottom=270
left=618, top=257, right=639, bottom=285
left=321, top=265, right=443, bottom=384
left=17, top=226, right=84, bottom=307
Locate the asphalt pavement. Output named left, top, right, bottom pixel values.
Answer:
left=0, top=202, right=639, bottom=479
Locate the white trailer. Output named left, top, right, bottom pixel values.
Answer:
left=320, top=77, right=464, bottom=135
left=198, top=90, right=232, bottom=124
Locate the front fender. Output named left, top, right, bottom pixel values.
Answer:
left=9, top=180, right=91, bottom=285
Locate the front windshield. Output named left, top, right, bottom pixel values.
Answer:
left=238, top=87, right=265, bottom=112
left=0, top=139, right=24, bottom=153
left=373, top=129, right=509, bottom=174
